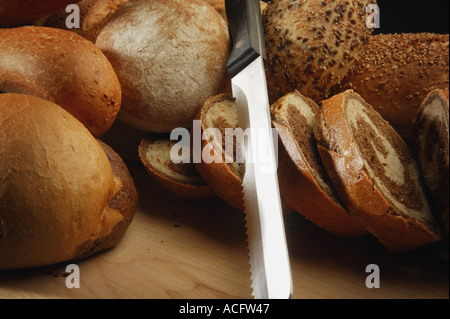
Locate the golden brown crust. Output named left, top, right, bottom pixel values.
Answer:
left=0, top=26, right=121, bottom=137
left=138, top=135, right=216, bottom=200
left=334, top=33, right=450, bottom=139
left=263, top=0, right=375, bottom=103
left=315, top=90, right=442, bottom=253
left=194, top=94, right=245, bottom=210
left=0, top=0, right=74, bottom=27
left=0, top=93, right=125, bottom=270
left=271, top=92, right=367, bottom=238
left=75, top=140, right=138, bottom=260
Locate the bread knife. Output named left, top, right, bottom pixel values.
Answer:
left=225, top=0, right=292, bottom=299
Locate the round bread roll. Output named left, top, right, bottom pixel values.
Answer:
left=36, top=0, right=131, bottom=43
left=0, top=26, right=121, bottom=137
left=0, top=0, right=74, bottom=27
left=95, top=0, right=231, bottom=133
left=0, top=93, right=137, bottom=270
left=263, top=0, right=375, bottom=103
left=333, top=33, right=450, bottom=140
left=314, top=90, right=443, bottom=253
left=271, top=91, right=368, bottom=238
left=410, top=89, right=449, bottom=234
left=139, top=134, right=216, bottom=200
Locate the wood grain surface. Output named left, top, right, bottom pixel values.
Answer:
left=0, top=163, right=448, bottom=299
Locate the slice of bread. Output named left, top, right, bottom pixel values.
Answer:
left=194, top=94, right=245, bottom=210
left=410, top=89, right=449, bottom=234
left=271, top=91, right=368, bottom=238
left=139, top=134, right=216, bottom=200
left=314, top=90, right=443, bottom=253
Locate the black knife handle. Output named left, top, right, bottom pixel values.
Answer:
left=225, top=0, right=266, bottom=78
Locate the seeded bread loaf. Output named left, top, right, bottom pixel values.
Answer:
left=271, top=91, right=367, bottom=238
left=314, top=90, right=443, bottom=253
left=0, top=93, right=137, bottom=270
left=0, top=26, right=121, bottom=137
left=95, top=0, right=231, bottom=132
left=139, top=134, right=216, bottom=200
left=334, top=33, right=449, bottom=139
left=263, top=0, right=375, bottom=103
left=410, top=89, right=449, bottom=234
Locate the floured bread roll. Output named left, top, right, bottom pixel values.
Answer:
left=271, top=91, right=367, bottom=238
left=139, top=135, right=216, bottom=200
left=314, top=90, right=443, bottom=253
left=410, top=89, right=449, bottom=234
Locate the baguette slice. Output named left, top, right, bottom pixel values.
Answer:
left=410, top=89, right=449, bottom=234
left=314, top=90, right=443, bottom=253
left=194, top=94, right=245, bottom=210
left=139, top=135, right=216, bottom=200
left=271, top=91, right=367, bottom=238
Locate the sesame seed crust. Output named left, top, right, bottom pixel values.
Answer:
left=263, top=0, right=375, bottom=103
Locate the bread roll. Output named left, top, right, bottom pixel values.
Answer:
left=314, top=90, right=443, bottom=253
left=95, top=0, right=231, bottom=132
left=139, top=134, right=216, bottom=200
left=194, top=94, right=244, bottom=210
left=410, top=89, right=449, bottom=234
left=263, top=0, right=375, bottom=103
left=36, top=0, right=131, bottom=43
left=0, top=93, right=137, bottom=270
left=0, top=26, right=121, bottom=137
left=271, top=91, right=367, bottom=238
left=334, top=33, right=449, bottom=139
left=0, top=0, right=74, bottom=27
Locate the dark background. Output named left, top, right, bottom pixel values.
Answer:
left=261, top=0, right=449, bottom=34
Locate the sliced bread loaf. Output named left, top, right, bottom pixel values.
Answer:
left=314, top=90, right=443, bottom=253
left=410, top=89, right=449, bottom=234
left=271, top=91, right=367, bottom=238
left=139, top=135, right=216, bottom=200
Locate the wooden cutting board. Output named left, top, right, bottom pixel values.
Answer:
left=0, top=163, right=448, bottom=299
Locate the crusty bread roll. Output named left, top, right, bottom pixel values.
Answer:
left=0, top=26, right=121, bottom=137
left=0, top=0, right=74, bottom=27
left=334, top=33, right=450, bottom=139
left=271, top=91, right=368, bottom=238
left=95, top=0, right=231, bottom=133
left=139, top=135, right=216, bottom=200
left=194, top=94, right=244, bottom=210
left=263, top=0, right=375, bottom=103
left=36, top=0, right=131, bottom=43
left=410, top=89, right=449, bottom=234
left=314, top=90, right=443, bottom=253
left=0, top=93, right=137, bottom=270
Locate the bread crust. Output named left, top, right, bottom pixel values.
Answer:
left=0, top=93, right=136, bottom=270
left=334, top=33, right=450, bottom=139
left=139, top=135, right=216, bottom=200
left=271, top=92, right=367, bottom=238
left=36, top=0, right=131, bottom=43
left=315, top=90, right=442, bottom=253
left=0, top=0, right=74, bottom=27
left=0, top=26, right=121, bottom=137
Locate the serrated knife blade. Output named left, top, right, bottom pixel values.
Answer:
left=225, top=0, right=292, bottom=299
